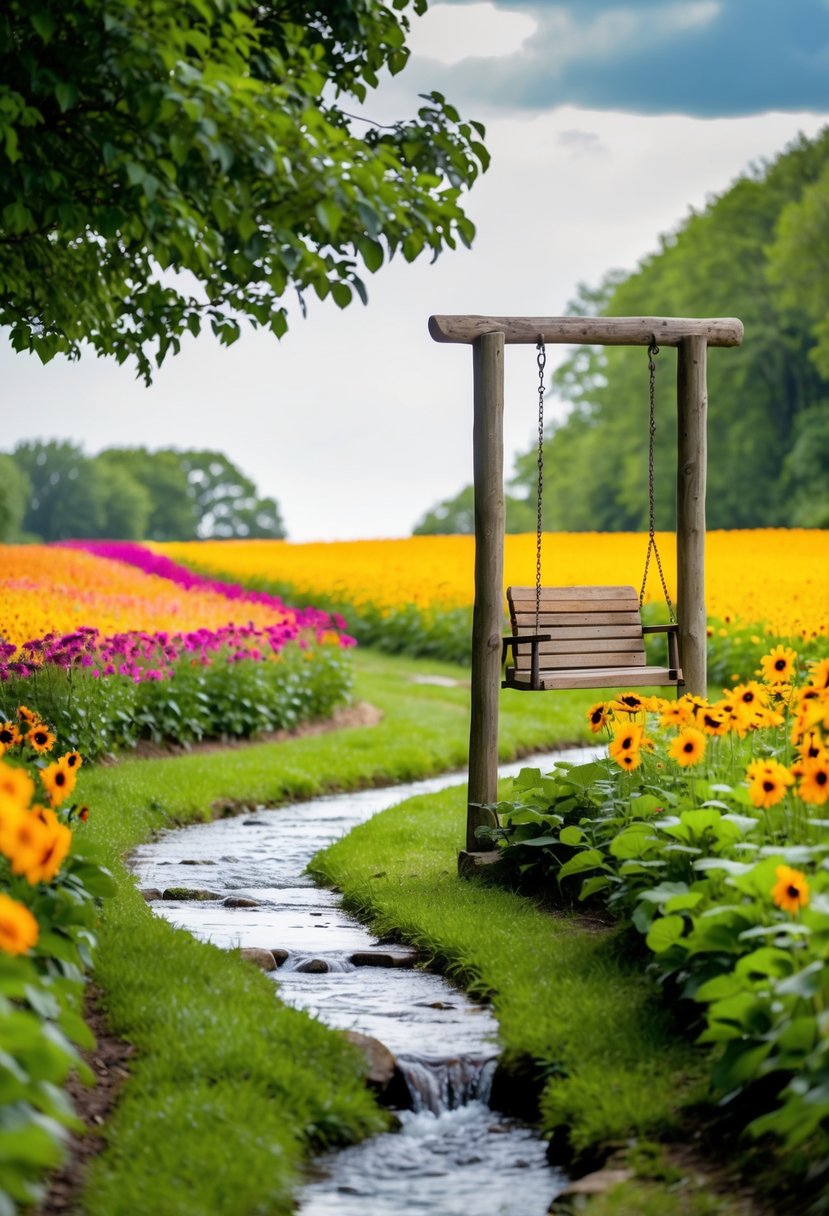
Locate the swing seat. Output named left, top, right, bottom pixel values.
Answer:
left=502, top=585, right=683, bottom=692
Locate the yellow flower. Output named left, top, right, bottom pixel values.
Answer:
left=608, top=722, right=645, bottom=771
left=0, top=761, right=35, bottom=806
left=808, top=657, right=829, bottom=690
left=40, top=759, right=76, bottom=809
left=668, top=727, right=707, bottom=767
left=699, top=705, right=729, bottom=736
left=611, top=693, right=645, bottom=716
left=798, top=757, right=829, bottom=806
left=26, top=807, right=72, bottom=883
left=772, top=865, right=809, bottom=915
left=659, top=702, right=693, bottom=730
left=16, top=705, right=38, bottom=726
left=60, top=751, right=83, bottom=771
left=3, top=810, right=51, bottom=880
left=586, top=702, right=610, bottom=733
left=746, top=759, right=794, bottom=809
left=0, top=893, right=39, bottom=955
left=27, top=723, right=56, bottom=755
left=0, top=722, right=21, bottom=753
left=760, top=644, right=797, bottom=684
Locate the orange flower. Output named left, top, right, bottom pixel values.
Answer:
left=760, top=644, right=797, bottom=684
left=586, top=702, right=610, bottom=733
left=0, top=722, right=21, bottom=753
left=746, top=759, right=794, bottom=809
left=659, top=702, right=693, bottom=729
left=668, top=728, right=707, bottom=767
left=0, top=893, right=39, bottom=955
left=40, top=759, right=76, bottom=809
left=608, top=722, right=645, bottom=771
left=0, top=761, right=34, bottom=806
left=798, top=757, right=829, bottom=806
left=772, top=865, right=809, bottom=915
left=26, top=807, right=72, bottom=883
left=27, top=723, right=56, bottom=755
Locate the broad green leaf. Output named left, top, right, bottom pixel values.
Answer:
left=646, top=914, right=685, bottom=953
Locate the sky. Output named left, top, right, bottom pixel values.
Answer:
left=3, top=0, right=829, bottom=542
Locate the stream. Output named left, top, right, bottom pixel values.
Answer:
left=130, top=747, right=600, bottom=1215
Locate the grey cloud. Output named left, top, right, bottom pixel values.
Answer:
left=411, top=0, right=829, bottom=117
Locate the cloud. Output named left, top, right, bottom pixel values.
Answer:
left=406, top=0, right=829, bottom=117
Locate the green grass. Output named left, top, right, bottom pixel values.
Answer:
left=71, top=649, right=600, bottom=1215
left=311, top=781, right=707, bottom=1159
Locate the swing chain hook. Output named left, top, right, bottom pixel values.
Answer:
left=535, top=337, right=546, bottom=630
left=640, top=337, right=676, bottom=622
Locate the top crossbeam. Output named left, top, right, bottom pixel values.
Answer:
left=428, top=315, right=744, bottom=347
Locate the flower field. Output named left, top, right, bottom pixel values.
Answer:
left=484, top=650, right=829, bottom=1164
left=0, top=544, right=354, bottom=758
left=157, top=529, right=829, bottom=676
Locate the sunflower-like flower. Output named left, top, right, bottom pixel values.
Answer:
left=0, top=722, right=21, bottom=754
left=668, top=727, right=707, bottom=767
left=0, top=761, right=35, bottom=807
left=608, top=722, right=646, bottom=771
left=27, top=723, right=56, bottom=755
left=0, top=893, right=39, bottom=955
left=808, top=657, right=829, bottom=690
left=2, top=809, right=51, bottom=881
left=586, top=702, right=610, bottom=734
left=40, top=759, right=76, bottom=809
left=16, top=705, right=38, bottom=726
left=60, top=750, right=83, bottom=771
left=746, top=758, right=794, bottom=809
left=760, top=644, right=797, bottom=685
left=658, top=702, right=693, bottom=730
left=798, top=756, right=829, bottom=806
left=772, top=865, right=809, bottom=915
left=699, top=704, right=730, bottom=736
left=27, top=807, right=72, bottom=883
left=611, top=692, right=645, bottom=716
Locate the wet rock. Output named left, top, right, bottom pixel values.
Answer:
left=296, top=958, right=329, bottom=973
left=349, top=948, right=419, bottom=969
left=548, top=1168, right=632, bottom=1209
left=140, top=888, right=163, bottom=902
left=162, top=887, right=223, bottom=901
left=180, top=858, right=216, bottom=865
left=270, top=949, right=290, bottom=967
left=238, top=947, right=277, bottom=972
left=242, top=819, right=269, bottom=827
left=223, top=896, right=260, bottom=908
left=343, top=1031, right=397, bottom=1091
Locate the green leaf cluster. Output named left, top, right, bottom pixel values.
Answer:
left=0, top=0, right=487, bottom=381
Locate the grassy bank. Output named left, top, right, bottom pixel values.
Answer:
left=70, top=650, right=599, bottom=1214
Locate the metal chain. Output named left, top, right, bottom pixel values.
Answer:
left=535, top=337, right=546, bottom=631
left=639, top=338, right=675, bottom=621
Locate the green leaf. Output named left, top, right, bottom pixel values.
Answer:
left=30, top=10, right=56, bottom=42
left=646, top=914, right=685, bottom=953
left=357, top=236, right=384, bottom=272
left=579, top=875, right=612, bottom=901
left=558, top=825, right=584, bottom=846
left=557, top=848, right=604, bottom=881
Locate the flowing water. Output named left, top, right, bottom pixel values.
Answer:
left=131, top=747, right=600, bottom=1215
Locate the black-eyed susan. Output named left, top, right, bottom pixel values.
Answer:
left=3, top=810, right=51, bottom=881
left=60, top=750, right=83, bottom=770
left=808, top=657, right=829, bottom=690
left=611, top=692, right=645, bottom=716
left=746, top=758, right=794, bottom=809
left=760, top=644, right=797, bottom=685
left=0, top=893, right=39, bottom=955
left=25, top=807, right=71, bottom=883
left=668, top=727, right=707, bottom=767
left=700, top=705, right=729, bottom=736
left=679, top=694, right=709, bottom=721
left=16, top=705, right=38, bottom=726
left=608, top=722, right=645, bottom=771
left=798, top=757, right=829, bottom=806
left=586, top=702, right=610, bottom=734
left=772, top=865, right=809, bottom=915
left=40, top=760, right=76, bottom=809
left=27, top=723, right=56, bottom=755
left=659, top=701, right=693, bottom=730
left=0, top=761, right=34, bottom=807
left=0, top=722, right=21, bottom=752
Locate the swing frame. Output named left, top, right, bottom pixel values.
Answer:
left=428, top=314, right=744, bottom=854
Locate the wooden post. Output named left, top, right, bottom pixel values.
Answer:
left=466, top=331, right=505, bottom=853
left=677, top=335, right=708, bottom=695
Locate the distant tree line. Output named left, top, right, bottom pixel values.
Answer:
left=414, top=127, right=829, bottom=535
left=0, top=442, right=286, bottom=543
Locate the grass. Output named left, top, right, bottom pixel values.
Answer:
left=70, top=649, right=602, bottom=1215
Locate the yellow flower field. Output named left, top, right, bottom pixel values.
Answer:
left=0, top=545, right=292, bottom=647
left=158, top=529, right=828, bottom=640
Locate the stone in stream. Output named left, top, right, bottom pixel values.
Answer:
left=222, top=896, right=260, bottom=908
left=349, top=947, right=419, bottom=969
left=238, top=947, right=278, bottom=972
left=269, top=949, right=290, bottom=967
left=179, top=858, right=216, bottom=865
left=295, top=958, right=329, bottom=973
left=162, top=887, right=223, bottom=901
left=343, top=1030, right=397, bottom=1092
left=140, top=888, right=163, bottom=902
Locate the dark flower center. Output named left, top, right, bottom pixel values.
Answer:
left=817, top=772, right=828, bottom=787
left=787, top=884, right=800, bottom=899
left=55, top=772, right=66, bottom=787
left=742, top=692, right=755, bottom=704
left=0, top=729, right=13, bottom=743
left=774, top=659, right=786, bottom=671
left=34, top=732, right=47, bottom=745
left=683, top=741, right=694, bottom=753
left=763, top=780, right=775, bottom=793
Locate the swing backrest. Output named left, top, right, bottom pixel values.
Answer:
left=506, top=585, right=648, bottom=674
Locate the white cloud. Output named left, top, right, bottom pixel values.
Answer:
left=406, top=1, right=537, bottom=65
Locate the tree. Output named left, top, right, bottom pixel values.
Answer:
left=412, top=483, right=536, bottom=535
left=95, top=448, right=199, bottom=540
left=0, top=452, right=30, bottom=540
left=177, top=450, right=286, bottom=538
left=13, top=440, right=109, bottom=539
left=0, top=0, right=488, bottom=381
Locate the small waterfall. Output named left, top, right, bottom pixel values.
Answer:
left=280, top=953, right=356, bottom=974
left=395, top=1054, right=498, bottom=1115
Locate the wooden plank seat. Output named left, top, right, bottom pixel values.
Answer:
left=502, top=585, right=683, bottom=692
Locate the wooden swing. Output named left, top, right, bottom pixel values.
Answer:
left=502, top=339, right=684, bottom=692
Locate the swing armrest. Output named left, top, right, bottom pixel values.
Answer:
left=502, top=633, right=552, bottom=690
left=642, top=623, right=680, bottom=671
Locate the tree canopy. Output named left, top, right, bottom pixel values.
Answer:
left=0, top=0, right=488, bottom=381
left=414, top=127, right=829, bottom=534
left=6, top=442, right=286, bottom=541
